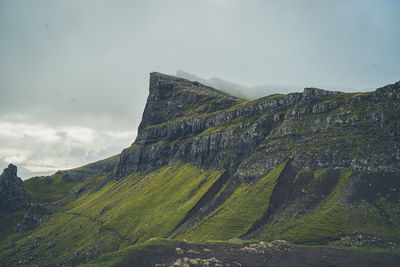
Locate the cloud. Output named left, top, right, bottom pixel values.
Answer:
left=57, top=126, right=95, bottom=145
left=0, top=117, right=136, bottom=179
left=0, top=122, right=61, bottom=143
left=3, top=152, right=28, bottom=165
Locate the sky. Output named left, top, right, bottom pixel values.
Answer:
left=0, top=0, right=399, bottom=179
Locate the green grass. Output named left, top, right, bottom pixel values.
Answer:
left=197, top=122, right=242, bottom=137
left=179, top=163, right=286, bottom=241
left=259, top=169, right=400, bottom=245
left=0, top=211, right=26, bottom=244
left=124, top=144, right=141, bottom=151
left=83, top=238, right=174, bottom=267
left=24, top=153, right=120, bottom=204
left=68, top=162, right=222, bottom=243
left=71, top=154, right=119, bottom=171
left=24, top=173, right=79, bottom=203
left=2, top=162, right=222, bottom=266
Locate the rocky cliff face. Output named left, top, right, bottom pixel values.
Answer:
left=137, top=72, right=243, bottom=132
left=110, top=73, right=400, bottom=241
left=0, top=164, right=30, bottom=212
left=115, top=73, right=400, bottom=180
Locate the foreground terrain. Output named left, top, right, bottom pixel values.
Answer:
left=86, top=239, right=400, bottom=267
left=0, top=73, right=399, bottom=266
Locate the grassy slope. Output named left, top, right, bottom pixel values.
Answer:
left=179, top=163, right=286, bottom=241
left=0, top=162, right=222, bottom=266
left=68, top=162, right=222, bottom=243
left=24, top=173, right=78, bottom=203
left=24, top=154, right=119, bottom=204
left=81, top=165, right=399, bottom=267
left=177, top=165, right=400, bottom=245
left=259, top=169, right=400, bottom=244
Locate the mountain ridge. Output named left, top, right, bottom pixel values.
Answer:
left=176, top=70, right=304, bottom=99
left=1, top=72, right=399, bottom=266
left=115, top=72, right=400, bottom=180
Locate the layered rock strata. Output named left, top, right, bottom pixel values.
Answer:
left=115, top=73, right=400, bottom=180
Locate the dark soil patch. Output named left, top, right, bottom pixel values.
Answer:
left=114, top=241, right=400, bottom=267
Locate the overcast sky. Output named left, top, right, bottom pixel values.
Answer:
left=1, top=0, right=399, bottom=179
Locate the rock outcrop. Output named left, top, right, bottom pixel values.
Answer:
left=15, top=203, right=52, bottom=232
left=115, top=73, right=400, bottom=180
left=0, top=164, right=30, bottom=212
left=57, top=154, right=119, bottom=183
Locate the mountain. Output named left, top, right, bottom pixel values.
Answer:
left=176, top=70, right=304, bottom=99
left=0, top=73, right=399, bottom=266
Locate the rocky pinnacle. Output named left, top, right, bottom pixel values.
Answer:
left=0, top=164, right=30, bottom=212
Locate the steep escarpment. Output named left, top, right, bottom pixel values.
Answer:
left=116, top=75, right=400, bottom=180
left=113, top=74, right=400, bottom=242
left=111, top=73, right=400, bottom=244
left=137, top=72, right=243, bottom=132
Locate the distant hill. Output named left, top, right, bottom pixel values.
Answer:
left=176, top=70, right=301, bottom=99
